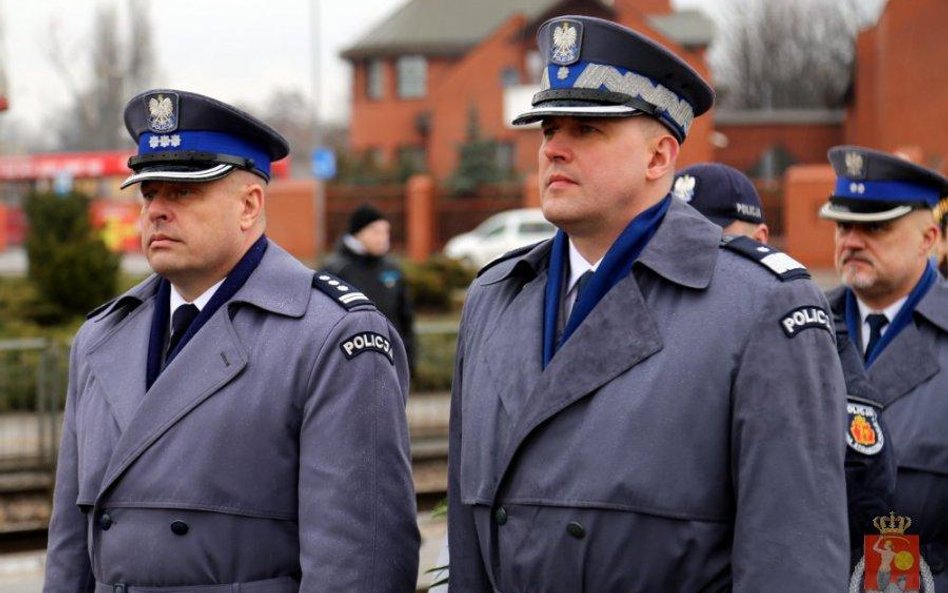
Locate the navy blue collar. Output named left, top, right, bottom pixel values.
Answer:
left=845, top=261, right=938, bottom=368
left=542, top=196, right=671, bottom=368
left=146, top=235, right=268, bottom=389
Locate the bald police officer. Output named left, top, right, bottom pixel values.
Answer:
left=448, top=16, right=849, bottom=593
left=44, top=90, right=419, bottom=593
left=821, top=146, right=948, bottom=584
left=677, top=162, right=896, bottom=563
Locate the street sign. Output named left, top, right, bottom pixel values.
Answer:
left=311, top=147, right=336, bottom=180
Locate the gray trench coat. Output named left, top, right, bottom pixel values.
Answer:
left=44, top=241, right=419, bottom=593
left=449, top=199, right=849, bottom=593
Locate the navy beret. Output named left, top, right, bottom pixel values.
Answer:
left=673, top=163, right=764, bottom=226
left=820, top=145, right=948, bottom=223
left=122, top=89, right=289, bottom=188
left=512, top=15, right=714, bottom=142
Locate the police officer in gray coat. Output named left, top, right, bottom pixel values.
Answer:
left=820, top=146, right=948, bottom=584
left=43, top=90, right=419, bottom=593
left=448, top=16, right=849, bottom=593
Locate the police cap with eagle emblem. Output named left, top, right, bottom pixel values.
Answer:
left=819, top=145, right=948, bottom=223
left=512, top=15, right=714, bottom=143
left=121, top=89, right=289, bottom=189
left=673, top=163, right=765, bottom=227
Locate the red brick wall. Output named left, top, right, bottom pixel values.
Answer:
left=715, top=122, right=844, bottom=173
left=845, top=0, right=948, bottom=169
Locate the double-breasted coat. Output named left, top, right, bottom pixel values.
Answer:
left=43, top=241, right=419, bottom=593
left=448, top=199, right=850, bottom=592
left=829, top=280, right=948, bottom=584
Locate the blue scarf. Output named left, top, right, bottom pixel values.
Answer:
left=845, top=261, right=938, bottom=368
left=542, top=196, right=671, bottom=368
left=146, top=235, right=269, bottom=389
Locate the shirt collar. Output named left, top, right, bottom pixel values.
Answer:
left=856, top=295, right=908, bottom=325
left=567, top=239, right=603, bottom=293
left=169, top=279, right=224, bottom=319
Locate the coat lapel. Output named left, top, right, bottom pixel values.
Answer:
left=86, top=300, right=155, bottom=433
left=492, top=270, right=663, bottom=495
left=95, top=242, right=313, bottom=499
left=98, top=309, right=248, bottom=497
left=481, top=271, right=547, bottom=422
left=867, top=284, right=945, bottom=407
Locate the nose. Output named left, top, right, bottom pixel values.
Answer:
left=142, top=193, right=170, bottom=224
left=835, top=224, right=867, bottom=253
left=541, top=132, right=572, bottom=163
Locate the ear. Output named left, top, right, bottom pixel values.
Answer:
left=238, top=180, right=265, bottom=231
left=753, top=223, right=770, bottom=244
left=645, top=133, right=679, bottom=182
left=920, top=221, right=939, bottom=257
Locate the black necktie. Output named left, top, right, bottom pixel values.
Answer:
left=168, top=304, right=199, bottom=355
left=864, top=313, right=889, bottom=360
left=572, top=270, right=594, bottom=309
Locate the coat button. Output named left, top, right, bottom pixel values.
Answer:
left=170, top=520, right=189, bottom=536
left=566, top=521, right=586, bottom=539
left=99, top=511, right=113, bottom=530
left=494, top=506, right=508, bottom=525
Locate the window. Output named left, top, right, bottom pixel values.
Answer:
left=397, top=55, right=427, bottom=99
left=366, top=59, right=385, bottom=100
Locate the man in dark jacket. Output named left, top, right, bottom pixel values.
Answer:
left=324, top=205, right=416, bottom=372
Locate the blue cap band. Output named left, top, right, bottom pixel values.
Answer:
left=833, top=178, right=941, bottom=206
left=138, top=130, right=272, bottom=177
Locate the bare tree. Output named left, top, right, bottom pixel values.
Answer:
left=711, top=0, right=884, bottom=109
left=46, top=0, right=155, bottom=150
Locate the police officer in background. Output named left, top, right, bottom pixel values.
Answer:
left=448, top=16, right=849, bottom=593
left=672, top=162, right=769, bottom=242
left=43, top=90, right=419, bottom=593
left=324, top=204, right=416, bottom=373
left=677, top=162, right=895, bottom=563
left=820, top=146, right=948, bottom=584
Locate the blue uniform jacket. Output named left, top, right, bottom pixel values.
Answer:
left=449, top=199, right=850, bottom=593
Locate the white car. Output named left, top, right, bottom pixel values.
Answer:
left=443, top=208, right=556, bottom=269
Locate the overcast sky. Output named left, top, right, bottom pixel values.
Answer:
left=0, top=0, right=712, bottom=138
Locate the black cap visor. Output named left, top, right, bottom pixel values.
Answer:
left=819, top=197, right=916, bottom=223
left=122, top=151, right=267, bottom=189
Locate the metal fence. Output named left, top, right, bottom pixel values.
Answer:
left=0, top=339, right=66, bottom=473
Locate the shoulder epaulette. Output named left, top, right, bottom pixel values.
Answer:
left=720, top=235, right=810, bottom=281
left=476, top=241, right=543, bottom=278
left=312, top=271, right=377, bottom=311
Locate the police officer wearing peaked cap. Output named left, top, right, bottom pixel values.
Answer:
left=821, top=146, right=948, bottom=585
left=679, top=161, right=896, bottom=566
left=672, top=162, right=769, bottom=242
left=449, top=15, right=849, bottom=593
left=43, top=89, right=419, bottom=593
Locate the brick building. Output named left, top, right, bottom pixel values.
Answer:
left=341, top=0, right=715, bottom=182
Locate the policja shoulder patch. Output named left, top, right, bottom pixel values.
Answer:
left=720, top=235, right=810, bottom=281
left=780, top=305, right=833, bottom=338
left=846, top=399, right=884, bottom=456
left=339, top=332, right=395, bottom=365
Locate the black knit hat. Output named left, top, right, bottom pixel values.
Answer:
left=349, top=204, right=386, bottom=235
